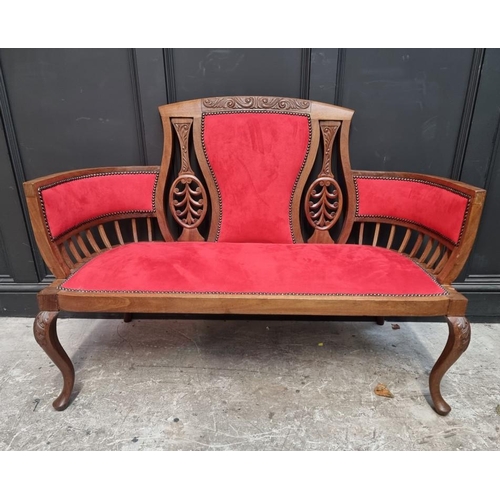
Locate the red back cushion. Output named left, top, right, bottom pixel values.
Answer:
left=354, top=176, right=470, bottom=245
left=40, top=171, right=158, bottom=240
left=202, top=112, right=311, bottom=243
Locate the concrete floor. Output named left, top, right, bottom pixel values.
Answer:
left=0, top=316, right=499, bottom=451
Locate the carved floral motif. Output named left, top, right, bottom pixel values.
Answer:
left=455, top=317, right=471, bottom=349
left=203, top=96, right=310, bottom=110
left=170, top=118, right=207, bottom=231
left=34, top=311, right=52, bottom=347
left=320, top=124, right=339, bottom=176
left=305, top=122, right=343, bottom=232
left=170, top=175, right=207, bottom=229
left=305, top=178, right=342, bottom=230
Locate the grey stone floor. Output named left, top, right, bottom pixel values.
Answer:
left=0, top=316, right=499, bottom=451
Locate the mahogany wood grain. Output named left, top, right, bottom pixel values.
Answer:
left=54, top=286, right=451, bottom=317
left=33, top=311, right=74, bottom=411
left=430, top=316, right=470, bottom=415
left=305, top=121, right=342, bottom=244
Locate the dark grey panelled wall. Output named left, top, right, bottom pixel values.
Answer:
left=0, top=48, right=498, bottom=317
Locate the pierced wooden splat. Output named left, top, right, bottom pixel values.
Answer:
left=169, top=118, right=207, bottom=242
left=305, top=121, right=342, bottom=244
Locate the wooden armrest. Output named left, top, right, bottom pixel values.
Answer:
left=351, top=170, right=484, bottom=198
left=24, top=166, right=160, bottom=278
left=349, top=170, right=486, bottom=283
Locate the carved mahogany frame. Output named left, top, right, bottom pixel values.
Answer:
left=155, top=97, right=356, bottom=244
left=23, top=96, right=487, bottom=415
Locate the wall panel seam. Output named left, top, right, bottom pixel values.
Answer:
left=0, top=58, right=47, bottom=281
left=163, top=49, right=176, bottom=104
left=450, top=48, right=485, bottom=180
left=128, top=48, right=148, bottom=165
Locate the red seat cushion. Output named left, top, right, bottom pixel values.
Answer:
left=60, top=242, right=446, bottom=297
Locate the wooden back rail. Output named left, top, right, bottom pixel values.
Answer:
left=156, top=98, right=356, bottom=245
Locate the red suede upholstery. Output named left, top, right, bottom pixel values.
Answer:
left=61, top=242, right=446, bottom=296
left=40, top=172, right=158, bottom=240
left=354, top=177, right=470, bottom=244
left=203, top=112, right=310, bottom=243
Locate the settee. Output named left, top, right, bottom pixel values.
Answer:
left=24, top=96, right=486, bottom=414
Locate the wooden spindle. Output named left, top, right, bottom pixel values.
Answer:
left=398, top=228, right=412, bottom=253
left=426, top=244, right=442, bottom=269
left=114, top=221, right=124, bottom=245
left=409, top=233, right=424, bottom=258
left=67, top=239, right=83, bottom=262
left=85, top=229, right=101, bottom=253
left=59, top=244, right=74, bottom=268
left=132, top=218, right=138, bottom=243
left=358, top=222, right=364, bottom=245
left=98, top=224, right=112, bottom=249
left=147, top=217, right=153, bottom=242
left=435, top=249, right=450, bottom=274
left=372, top=223, right=380, bottom=247
left=386, top=225, right=396, bottom=249
left=418, top=238, right=434, bottom=263
left=76, top=234, right=91, bottom=258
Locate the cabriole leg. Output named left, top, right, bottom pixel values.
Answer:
left=34, top=311, right=75, bottom=411
left=429, top=316, right=470, bottom=416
